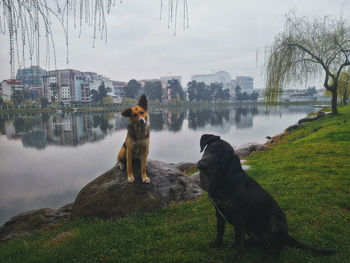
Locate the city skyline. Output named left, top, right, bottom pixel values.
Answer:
left=0, top=1, right=349, bottom=89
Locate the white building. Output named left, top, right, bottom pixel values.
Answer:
left=1, top=79, right=24, bottom=101
left=232, top=76, right=254, bottom=93
left=89, top=74, right=113, bottom=92
left=60, top=86, right=71, bottom=104
left=191, top=71, right=232, bottom=85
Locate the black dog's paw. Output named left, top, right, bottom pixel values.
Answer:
left=229, top=257, right=239, bottom=263
left=230, top=254, right=243, bottom=263
left=210, top=239, right=223, bottom=248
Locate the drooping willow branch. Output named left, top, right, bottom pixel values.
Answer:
left=0, top=0, right=190, bottom=78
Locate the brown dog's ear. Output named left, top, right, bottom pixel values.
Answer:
left=138, top=95, right=148, bottom=111
left=121, top=108, right=132, bottom=117
left=200, top=134, right=221, bottom=152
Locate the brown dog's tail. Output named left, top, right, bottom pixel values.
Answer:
left=287, top=235, right=335, bottom=255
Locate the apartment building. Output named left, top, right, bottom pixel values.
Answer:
left=0, top=79, right=24, bottom=101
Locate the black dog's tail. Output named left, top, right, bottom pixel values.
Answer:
left=286, top=235, right=335, bottom=255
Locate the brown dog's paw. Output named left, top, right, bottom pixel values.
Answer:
left=118, top=162, right=125, bottom=170
left=127, top=175, right=135, bottom=183
left=142, top=176, right=150, bottom=183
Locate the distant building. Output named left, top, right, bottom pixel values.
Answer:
left=16, top=66, right=45, bottom=87
left=191, top=71, right=232, bottom=85
left=16, top=66, right=46, bottom=100
left=140, top=79, right=161, bottom=88
left=88, top=74, right=113, bottom=92
left=160, top=75, right=182, bottom=85
left=60, top=85, right=71, bottom=103
left=0, top=91, right=9, bottom=102
left=280, top=88, right=331, bottom=102
left=1, top=79, right=24, bottom=101
left=43, top=69, right=93, bottom=104
left=232, top=76, right=254, bottom=93
left=113, top=81, right=126, bottom=96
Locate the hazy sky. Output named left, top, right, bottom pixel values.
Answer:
left=1, top=0, right=350, bottom=89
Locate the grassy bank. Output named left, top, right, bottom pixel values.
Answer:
left=1, top=105, right=349, bottom=263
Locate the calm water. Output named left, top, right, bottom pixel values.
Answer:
left=0, top=104, right=318, bottom=225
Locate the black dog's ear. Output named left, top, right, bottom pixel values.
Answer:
left=121, top=108, right=132, bottom=117
left=138, top=95, right=148, bottom=111
left=200, top=134, right=221, bottom=152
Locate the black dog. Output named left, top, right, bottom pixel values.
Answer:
left=197, top=134, right=335, bottom=262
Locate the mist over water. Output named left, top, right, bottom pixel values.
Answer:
left=0, top=104, right=317, bottom=225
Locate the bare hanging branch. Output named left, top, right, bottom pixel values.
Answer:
left=0, top=0, right=116, bottom=78
left=1, top=0, right=190, bottom=79
left=161, top=0, right=189, bottom=35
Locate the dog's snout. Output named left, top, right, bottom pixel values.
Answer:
left=197, top=159, right=209, bottom=170
left=138, top=118, right=145, bottom=125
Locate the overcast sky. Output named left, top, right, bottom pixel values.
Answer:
left=1, top=0, right=350, bottom=89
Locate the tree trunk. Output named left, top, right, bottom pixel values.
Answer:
left=343, top=88, right=348, bottom=105
left=331, top=89, right=338, bottom=114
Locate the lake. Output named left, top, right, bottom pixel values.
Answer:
left=0, top=104, right=319, bottom=225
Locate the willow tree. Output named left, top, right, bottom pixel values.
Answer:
left=0, top=0, right=189, bottom=78
left=264, top=13, right=350, bottom=114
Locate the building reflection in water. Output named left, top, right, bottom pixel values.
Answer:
left=0, top=104, right=316, bottom=149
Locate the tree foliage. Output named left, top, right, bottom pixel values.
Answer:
left=168, top=79, right=185, bottom=100
left=49, top=83, right=59, bottom=102
left=234, top=85, right=259, bottom=101
left=11, top=89, right=31, bottom=105
left=40, top=97, right=49, bottom=107
left=187, top=81, right=230, bottom=101
left=305, top=87, right=317, bottom=96
left=327, top=69, right=350, bottom=105
left=124, top=79, right=141, bottom=99
left=91, top=81, right=111, bottom=103
left=102, top=96, right=114, bottom=105
left=144, top=81, right=163, bottom=102
left=263, top=13, right=350, bottom=114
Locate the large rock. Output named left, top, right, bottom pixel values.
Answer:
left=174, top=162, right=197, bottom=173
left=297, top=111, right=332, bottom=125
left=70, top=159, right=203, bottom=220
left=298, top=115, right=318, bottom=125
left=0, top=203, right=72, bottom=242
left=234, top=143, right=269, bottom=159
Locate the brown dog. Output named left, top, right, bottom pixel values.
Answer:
left=117, top=95, right=150, bottom=183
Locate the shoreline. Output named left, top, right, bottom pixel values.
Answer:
left=0, top=101, right=330, bottom=115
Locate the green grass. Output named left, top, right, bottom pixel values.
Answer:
left=1, top=105, right=350, bottom=263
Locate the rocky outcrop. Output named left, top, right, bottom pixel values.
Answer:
left=297, top=111, right=332, bottom=125
left=234, top=143, right=269, bottom=159
left=70, top=159, right=203, bottom=220
left=0, top=203, right=72, bottom=242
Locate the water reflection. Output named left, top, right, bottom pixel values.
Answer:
left=1, top=113, right=126, bottom=149
left=0, top=104, right=318, bottom=149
